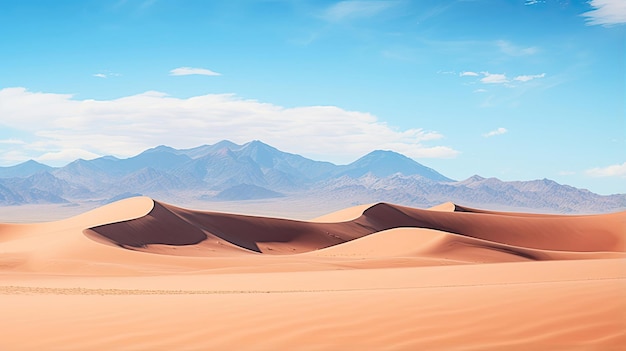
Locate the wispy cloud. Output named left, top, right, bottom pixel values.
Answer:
left=0, top=138, right=26, bottom=145
left=585, top=162, right=626, bottom=177
left=582, top=0, right=626, bottom=26
left=323, top=1, right=397, bottom=21
left=169, top=67, right=221, bottom=76
left=38, top=149, right=102, bottom=163
left=483, top=127, right=507, bottom=137
left=514, top=73, right=546, bottom=82
left=460, top=71, right=479, bottom=77
left=524, top=0, right=544, bottom=6
left=480, top=72, right=508, bottom=84
left=0, top=87, right=459, bottom=166
left=496, top=40, right=538, bottom=56
left=93, top=71, right=121, bottom=79
left=462, top=72, right=546, bottom=85
left=473, top=88, right=487, bottom=93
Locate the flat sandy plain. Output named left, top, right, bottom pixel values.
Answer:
left=1, top=196, right=624, bottom=350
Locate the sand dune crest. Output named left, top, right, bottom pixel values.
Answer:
left=79, top=199, right=626, bottom=261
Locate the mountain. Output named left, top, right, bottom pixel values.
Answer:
left=52, top=159, right=112, bottom=193
left=0, top=172, right=76, bottom=205
left=177, top=140, right=241, bottom=159
left=178, top=148, right=268, bottom=190
left=236, top=140, right=337, bottom=181
left=315, top=173, right=626, bottom=213
left=334, top=150, right=453, bottom=181
left=448, top=176, right=626, bottom=213
left=0, top=160, right=53, bottom=178
left=0, top=140, right=624, bottom=213
left=118, top=167, right=187, bottom=194
left=174, top=140, right=340, bottom=190
left=213, top=184, right=284, bottom=201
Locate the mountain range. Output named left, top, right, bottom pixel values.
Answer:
left=0, top=140, right=624, bottom=213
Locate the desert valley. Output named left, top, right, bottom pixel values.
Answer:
left=1, top=192, right=625, bottom=350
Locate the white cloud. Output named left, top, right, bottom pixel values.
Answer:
left=473, top=88, right=487, bottom=93
left=483, top=127, right=507, bottom=137
left=460, top=71, right=546, bottom=86
left=169, top=67, right=221, bottom=76
left=496, top=40, right=538, bottom=56
left=0, top=138, right=26, bottom=145
left=93, top=72, right=121, bottom=79
left=460, top=71, right=479, bottom=77
left=585, top=162, right=626, bottom=177
left=480, top=72, right=508, bottom=84
left=0, top=87, right=459, bottom=166
left=514, top=73, right=545, bottom=82
left=323, top=1, right=396, bottom=21
left=0, top=150, right=32, bottom=165
left=582, top=0, right=626, bottom=26
left=37, top=149, right=102, bottom=163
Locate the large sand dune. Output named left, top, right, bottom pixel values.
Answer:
left=1, top=196, right=624, bottom=350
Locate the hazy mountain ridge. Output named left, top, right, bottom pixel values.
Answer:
left=0, top=140, right=624, bottom=213
left=314, top=173, right=625, bottom=213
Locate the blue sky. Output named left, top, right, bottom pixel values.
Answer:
left=0, top=0, right=624, bottom=194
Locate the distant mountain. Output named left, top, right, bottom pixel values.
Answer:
left=0, top=160, right=53, bottom=178
left=0, top=140, right=624, bottom=213
left=315, top=173, right=626, bottom=213
left=447, top=176, right=626, bottom=213
left=125, top=146, right=192, bottom=171
left=52, top=159, right=112, bottom=192
left=101, top=192, right=143, bottom=205
left=177, top=140, right=242, bottom=159
left=118, top=167, right=187, bottom=194
left=236, top=140, right=337, bottom=181
left=333, top=150, right=453, bottom=181
left=178, top=148, right=268, bottom=190
left=0, top=172, right=75, bottom=205
left=214, top=184, right=284, bottom=201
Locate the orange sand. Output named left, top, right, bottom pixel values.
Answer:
left=0, top=196, right=624, bottom=350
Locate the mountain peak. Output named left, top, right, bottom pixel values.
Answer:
left=213, top=140, right=240, bottom=149
left=143, top=145, right=177, bottom=154
left=368, top=149, right=402, bottom=156
left=338, top=149, right=453, bottom=181
left=0, top=159, right=54, bottom=179
left=22, top=159, right=46, bottom=166
left=243, top=140, right=276, bottom=150
left=360, top=150, right=418, bottom=163
left=465, top=175, right=486, bottom=182
left=176, top=140, right=241, bottom=159
left=238, top=140, right=282, bottom=168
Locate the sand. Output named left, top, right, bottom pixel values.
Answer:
left=0, top=196, right=624, bottom=350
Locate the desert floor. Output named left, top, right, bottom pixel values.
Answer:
left=1, top=197, right=624, bottom=350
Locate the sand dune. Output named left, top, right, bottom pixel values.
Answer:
left=1, top=197, right=624, bottom=350
left=84, top=199, right=625, bottom=258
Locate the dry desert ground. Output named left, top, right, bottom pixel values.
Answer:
left=1, top=196, right=625, bottom=350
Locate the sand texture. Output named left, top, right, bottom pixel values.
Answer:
left=1, top=196, right=625, bottom=350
